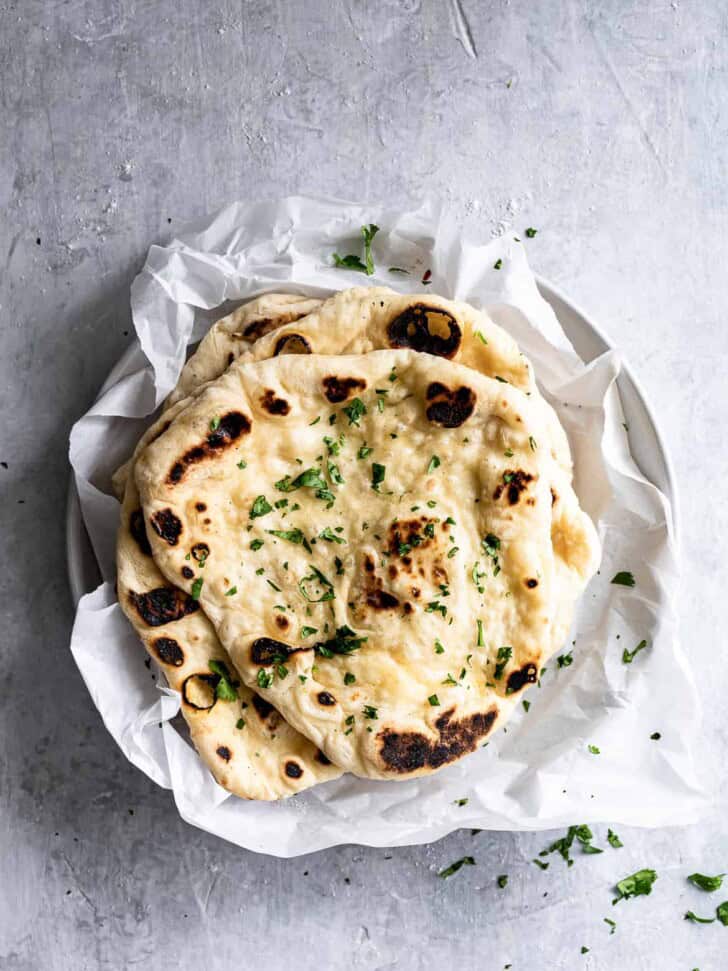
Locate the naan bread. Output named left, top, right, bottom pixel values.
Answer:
left=174, top=286, right=572, bottom=475
left=111, top=292, right=322, bottom=500
left=117, top=403, right=342, bottom=800
left=168, top=292, right=322, bottom=407
left=135, top=348, right=599, bottom=779
left=157, top=286, right=592, bottom=662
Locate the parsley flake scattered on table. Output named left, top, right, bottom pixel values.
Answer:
left=622, top=639, right=648, bottom=664
left=687, top=873, right=724, bottom=892
left=611, top=571, right=635, bottom=587
left=438, top=856, right=475, bottom=879
left=613, top=868, right=657, bottom=903
left=333, top=223, right=379, bottom=275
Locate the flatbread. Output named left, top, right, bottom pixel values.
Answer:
left=116, top=402, right=342, bottom=800
left=111, top=292, right=322, bottom=500
left=174, top=286, right=572, bottom=475
left=135, top=348, right=599, bottom=779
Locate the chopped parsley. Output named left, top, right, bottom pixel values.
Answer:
left=427, top=455, right=441, bottom=473
left=237, top=459, right=247, bottom=469
left=684, top=911, right=715, bottom=924
left=343, top=397, right=367, bottom=426
left=309, top=416, right=321, bottom=426
left=588, top=744, right=600, bottom=755
left=532, top=859, right=549, bottom=871
left=472, top=561, right=486, bottom=594
left=425, top=601, right=447, bottom=618
left=611, top=571, right=635, bottom=587
left=275, top=467, right=336, bottom=506
left=613, top=868, right=658, bottom=903
left=299, top=564, right=335, bottom=603
left=332, top=223, right=379, bottom=275
left=557, top=651, right=573, bottom=668
left=476, top=619, right=484, bottom=647
left=525, top=227, right=537, bottom=238
left=622, top=639, right=648, bottom=664
left=225, top=586, right=237, bottom=596
left=250, top=495, right=272, bottom=519
left=438, top=856, right=475, bottom=879
left=371, top=463, right=386, bottom=491
left=389, top=266, right=409, bottom=275
left=475, top=330, right=488, bottom=345
left=328, top=461, right=345, bottom=485
left=344, top=672, right=356, bottom=685
left=651, top=732, right=661, bottom=740
left=607, top=829, right=623, bottom=849
left=493, top=646, right=512, bottom=680
left=434, top=639, right=445, bottom=655
left=209, top=416, right=221, bottom=431
left=256, top=669, right=273, bottom=689
left=319, top=527, right=346, bottom=545
left=314, top=625, right=367, bottom=657
left=493, top=259, right=502, bottom=270
left=357, top=444, right=373, bottom=459
left=267, top=528, right=311, bottom=551
left=603, top=918, right=616, bottom=934
left=208, top=660, right=237, bottom=700
left=718, top=901, right=728, bottom=925
left=250, top=538, right=264, bottom=551
left=428, top=694, right=440, bottom=707
left=522, top=700, right=530, bottom=712
left=190, top=577, right=203, bottom=600
left=236, top=718, right=245, bottom=730
left=300, top=626, right=318, bottom=638
left=334, top=556, right=345, bottom=575
left=529, top=436, right=537, bottom=451
left=497, top=874, right=508, bottom=888
left=362, top=705, right=378, bottom=720
left=542, top=825, right=603, bottom=865
left=482, top=533, right=501, bottom=575
left=687, top=873, right=724, bottom=892
left=455, top=798, right=468, bottom=807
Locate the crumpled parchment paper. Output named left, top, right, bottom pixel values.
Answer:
left=68, top=197, right=707, bottom=856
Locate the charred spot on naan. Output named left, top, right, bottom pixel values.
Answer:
left=493, top=469, right=534, bottom=505
left=524, top=578, right=539, bottom=589
left=317, top=691, right=337, bottom=706
left=274, top=614, right=290, bottom=631
left=129, top=508, right=152, bottom=556
left=322, top=375, right=367, bottom=403
left=190, top=542, right=209, bottom=563
left=506, top=663, right=538, bottom=694
left=243, top=308, right=311, bottom=343
left=182, top=673, right=217, bottom=710
left=259, top=389, right=291, bottom=416
left=150, top=507, right=183, bottom=546
left=387, top=304, right=462, bottom=358
left=130, top=587, right=199, bottom=627
left=153, top=636, right=185, bottom=667
left=181, top=566, right=194, bottom=579
left=273, top=333, right=312, bottom=356
left=251, top=694, right=276, bottom=721
left=167, top=411, right=251, bottom=485
left=216, top=746, right=232, bottom=762
left=250, top=636, right=310, bottom=666
left=425, top=382, right=476, bottom=428
left=377, top=706, right=498, bottom=774
left=315, top=749, right=332, bottom=766
left=285, top=760, right=304, bottom=779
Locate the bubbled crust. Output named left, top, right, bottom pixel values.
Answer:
left=135, top=348, right=599, bottom=780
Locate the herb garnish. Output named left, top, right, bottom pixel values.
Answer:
left=541, top=825, right=603, bottom=866
left=434, top=639, right=445, bottom=654
left=622, top=639, right=648, bottom=664
left=300, top=626, right=318, bottom=638
left=684, top=911, right=715, bottom=924
left=333, top=223, right=379, bottom=275
left=362, top=705, right=378, bottom=720
left=237, top=459, right=247, bottom=469
left=476, top=619, right=484, bottom=647
left=493, top=646, right=512, bottom=680
left=250, top=538, right=264, bottom=551
left=343, top=398, right=367, bottom=426
left=357, top=444, right=373, bottom=459
left=588, top=744, right=600, bottom=755
left=371, top=463, right=386, bottom=492
left=611, top=571, right=635, bottom=587
left=190, top=577, right=203, bottom=599
left=497, top=874, right=508, bottom=888
left=607, top=829, right=623, bottom=849
left=688, top=873, right=724, bottom=892
left=344, top=672, right=356, bottom=685
left=250, top=495, right=272, bottom=519
left=438, top=857, right=475, bottom=879
left=427, top=455, right=441, bottom=473
left=208, top=660, right=237, bottom=700
left=482, top=533, right=501, bottom=575
left=557, top=651, right=573, bottom=668
left=267, top=528, right=311, bottom=552
left=493, top=259, right=502, bottom=270
left=613, top=868, right=658, bottom=903
left=299, top=564, right=335, bottom=603
left=256, top=669, right=273, bottom=689
left=314, top=625, right=366, bottom=657
left=428, top=694, right=440, bottom=706
left=525, top=227, right=537, bottom=238
left=603, top=918, right=616, bottom=934
left=209, top=416, right=221, bottom=431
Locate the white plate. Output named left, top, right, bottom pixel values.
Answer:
left=65, top=278, right=678, bottom=605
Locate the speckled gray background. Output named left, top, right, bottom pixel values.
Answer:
left=1, top=1, right=727, bottom=968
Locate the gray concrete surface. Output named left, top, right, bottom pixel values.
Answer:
left=2, top=1, right=727, bottom=968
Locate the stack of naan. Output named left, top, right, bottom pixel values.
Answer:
left=116, top=288, right=600, bottom=800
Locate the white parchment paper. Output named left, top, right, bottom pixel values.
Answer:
left=68, top=197, right=707, bottom=855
